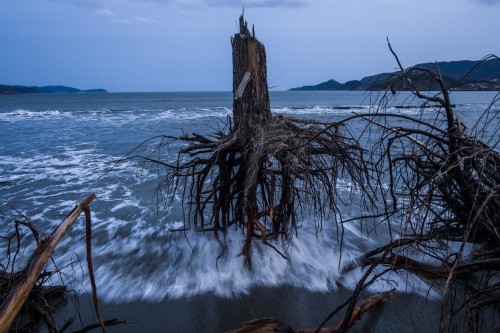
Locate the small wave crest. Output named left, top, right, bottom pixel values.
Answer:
left=0, top=109, right=67, bottom=121
left=0, top=107, right=233, bottom=123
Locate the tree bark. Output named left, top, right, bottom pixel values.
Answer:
left=232, top=14, right=272, bottom=147
left=230, top=14, right=274, bottom=263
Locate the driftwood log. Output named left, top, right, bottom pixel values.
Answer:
left=0, top=193, right=113, bottom=333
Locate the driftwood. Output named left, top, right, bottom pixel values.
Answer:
left=0, top=193, right=115, bottom=333
left=84, top=206, right=108, bottom=333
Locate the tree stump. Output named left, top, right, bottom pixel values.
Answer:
left=144, top=14, right=368, bottom=265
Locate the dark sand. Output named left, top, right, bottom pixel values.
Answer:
left=67, top=286, right=443, bottom=332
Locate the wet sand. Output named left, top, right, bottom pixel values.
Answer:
left=68, top=286, right=443, bottom=332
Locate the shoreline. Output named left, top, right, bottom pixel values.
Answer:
left=67, top=286, right=443, bottom=333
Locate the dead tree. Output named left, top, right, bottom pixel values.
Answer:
left=339, top=46, right=500, bottom=333
left=142, top=14, right=370, bottom=264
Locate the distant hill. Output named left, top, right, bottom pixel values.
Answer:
left=290, top=58, right=500, bottom=91
left=290, top=79, right=343, bottom=91
left=0, top=84, right=107, bottom=95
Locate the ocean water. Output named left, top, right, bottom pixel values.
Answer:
left=0, top=91, right=498, bottom=309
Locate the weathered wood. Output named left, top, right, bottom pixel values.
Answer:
left=232, top=14, right=272, bottom=146
left=0, top=193, right=96, bottom=333
left=226, top=318, right=295, bottom=333
left=328, top=291, right=392, bottom=333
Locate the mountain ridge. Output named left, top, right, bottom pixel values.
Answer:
left=0, top=84, right=107, bottom=95
left=290, top=58, right=500, bottom=91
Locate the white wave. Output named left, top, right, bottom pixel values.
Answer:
left=38, top=206, right=442, bottom=303
left=271, top=105, right=370, bottom=116
left=269, top=105, right=448, bottom=119
left=0, top=107, right=233, bottom=124
left=55, top=220, right=346, bottom=302
left=0, top=109, right=67, bottom=122
left=157, top=107, right=231, bottom=121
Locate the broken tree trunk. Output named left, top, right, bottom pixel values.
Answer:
left=0, top=193, right=96, bottom=333
left=232, top=14, right=272, bottom=146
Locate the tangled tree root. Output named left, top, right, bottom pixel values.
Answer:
left=157, top=114, right=368, bottom=263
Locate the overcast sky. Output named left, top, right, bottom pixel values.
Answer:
left=1, top=0, right=499, bottom=92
